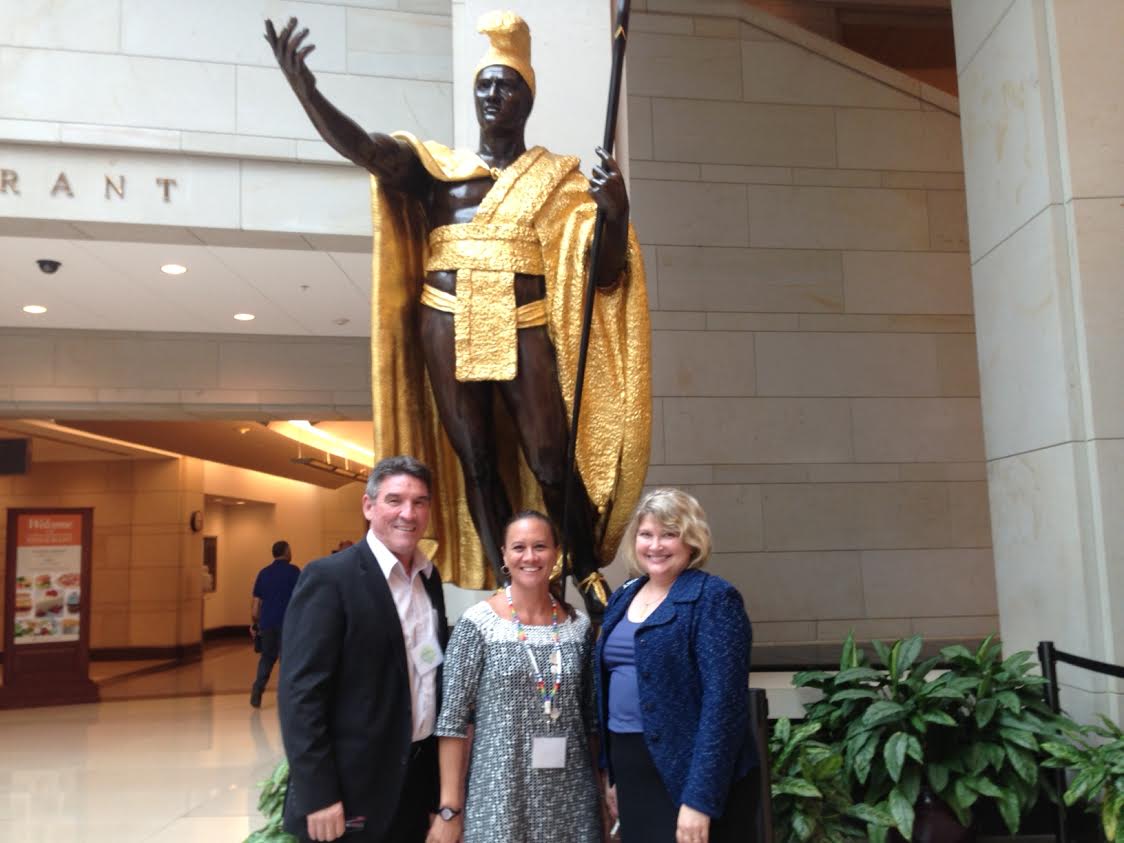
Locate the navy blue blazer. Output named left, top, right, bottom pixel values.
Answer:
left=594, top=568, right=756, bottom=818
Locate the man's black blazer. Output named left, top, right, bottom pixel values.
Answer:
left=278, top=539, right=449, bottom=841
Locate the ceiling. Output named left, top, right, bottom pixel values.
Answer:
left=0, top=228, right=375, bottom=336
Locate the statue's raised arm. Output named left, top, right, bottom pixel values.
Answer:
left=264, top=17, right=418, bottom=190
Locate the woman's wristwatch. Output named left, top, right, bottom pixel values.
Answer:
left=437, top=806, right=462, bottom=822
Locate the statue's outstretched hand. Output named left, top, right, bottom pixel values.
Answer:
left=590, top=147, right=629, bottom=225
left=265, top=17, right=318, bottom=98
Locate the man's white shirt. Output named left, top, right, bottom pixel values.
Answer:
left=366, top=530, right=438, bottom=742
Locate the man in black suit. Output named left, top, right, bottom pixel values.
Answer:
left=279, top=455, right=451, bottom=842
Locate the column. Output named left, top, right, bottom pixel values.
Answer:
left=952, top=0, right=1124, bottom=720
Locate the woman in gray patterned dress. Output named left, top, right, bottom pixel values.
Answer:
left=426, top=511, right=603, bottom=843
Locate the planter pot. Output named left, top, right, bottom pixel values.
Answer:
left=887, top=790, right=975, bottom=843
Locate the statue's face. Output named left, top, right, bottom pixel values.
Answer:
left=474, top=65, right=533, bottom=132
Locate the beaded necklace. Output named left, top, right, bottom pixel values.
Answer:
left=505, top=585, right=562, bottom=720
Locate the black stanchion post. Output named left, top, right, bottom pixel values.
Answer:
left=1038, top=641, right=1069, bottom=843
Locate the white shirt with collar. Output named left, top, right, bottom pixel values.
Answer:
left=366, top=529, right=439, bottom=742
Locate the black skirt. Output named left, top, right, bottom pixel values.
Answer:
left=609, top=731, right=759, bottom=843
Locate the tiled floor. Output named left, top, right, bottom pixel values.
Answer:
left=0, top=641, right=282, bottom=842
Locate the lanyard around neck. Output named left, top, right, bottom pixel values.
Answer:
left=505, top=586, right=563, bottom=720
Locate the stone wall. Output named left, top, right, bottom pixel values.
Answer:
left=626, top=5, right=994, bottom=654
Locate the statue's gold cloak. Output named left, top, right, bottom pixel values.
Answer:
left=370, top=132, right=651, bottom=589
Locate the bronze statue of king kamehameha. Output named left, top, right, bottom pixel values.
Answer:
left=265, top=11, right=650, bottom=617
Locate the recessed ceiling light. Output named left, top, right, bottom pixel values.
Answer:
left=22, top=305, right=47, bottom=314
left=233, top=313, right=255, bottom=321
left=161, top=264, right=187, bottom=275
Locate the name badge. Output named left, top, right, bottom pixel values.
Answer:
left=411, top=637, right=443, bottom=675
left=531, top=736, right=567, bottom=769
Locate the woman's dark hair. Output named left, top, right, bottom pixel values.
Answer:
left=502, top=509, right=559, bottom=547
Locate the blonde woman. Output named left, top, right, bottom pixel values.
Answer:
left=594, top=489, right=757, bottom=843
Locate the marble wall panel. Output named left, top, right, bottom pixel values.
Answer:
left=988, top=444, right=1095, bottom=666
left=1091, top=439, right=1124, bottom=679
left=128, top=608, right=178, bottom=646
left=950, top=0, right=1015, bottom=74
left=1071, top=198, right=1124, bottom=438
left=347, top=9, right=452, bottom=81
left=650, top=99, right=836, bottom=168
left=129, top=531, right=182, bottom=567
left=627, top=32, right=742, bottom=100
left=842, top=251, right=973, bottom=315
left=53, top=337, right=220, bottom=390
left=741, top=41, right=918, bottom=109
left=746, top=185, right=930, bottom=251
left=817, top=618, right=912, bottom=641
left=0, top=48, right=236, bottom=133
left=926, top=190, right=970, bottom=252
left=1050, top=1, right=1124, bottom=198
left=762, top=482, right=980, bottom=551
left=836, top=109, right=964, bottom=173
left=663, top=397, right=853, bottom=464
left=957, top=0, right=1060, bottom=260
left=218, top=339, right=368, bottom=391
left=240, top=160, right=372, bottom=235
left=630, top=180, right=749, bottom=247
left=682, top=484, right=764, bottom=552
left=755, top=332, right=944, bottom=397
left=708, top=551, right=864, bottom=622
left=123, top=0, right=347, bottom=71
left=651, top=331, right=755, bottom=397
left=970, top=206, right=1077, bottom=459
left=0, top=336, right=56, bottom=386
left=861, top=549, right=997, bottom=618
left=852, top=398, right=986, bottom=463
left=627, top=97, right=654, bottom=161
left=656, top=247, right=843, bottom=313
left=236, top=65, right=452, bottom=142
left=3, top=0, right=120, bottom=52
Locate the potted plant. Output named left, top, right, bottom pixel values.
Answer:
left=1043, top=715, right=1124, bottom=840
left=769, top=716, right=888, bottom=840
left=245, top=759, right=297, bottom=843
left=793, top=633, right=1067, bottom=842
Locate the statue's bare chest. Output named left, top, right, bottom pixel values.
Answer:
left=427, top=177, right=495, bottom=228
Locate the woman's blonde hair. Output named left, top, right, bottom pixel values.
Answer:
left=621, top=488, right=712, bottom=577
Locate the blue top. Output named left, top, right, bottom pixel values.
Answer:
left=594, top=569, right=756, bottom=819
left=253, top=559, right=301, bottom=630
left=604, top=615, right=643, bottom=733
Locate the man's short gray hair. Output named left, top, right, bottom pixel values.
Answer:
left=365, top=455, right=432, bottom=499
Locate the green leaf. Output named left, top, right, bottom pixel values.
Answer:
left=1000, top=727, right=1040, bottom=752
left=997, top=789, right=1022, bottom=836
left=773, top=777, right=824, bottom=799
left=899, top=766, right=921, bottom=805
left=889, top=787, right=915, bottom=839
left=975, top=697, right=999, bottom=728
left=853, top=729, right=882, bottom=785
left=897, top=635, right=923, bottom=675
left=1066, top=766, right=1109, bottom=807
left=834, top=666, right=883, bottom=685
left=774, top=717, right=792, bottom=745
left=1041, top=740, right=1086, bottom=766
left=922, top=710, right=957, bottom=727
left=953, top=778, right=980, bottom=810
left=862, top=701, right=907, bottom=729
left=848, top=803, right=894, bottom=826
left=830, top=688, right=881, bottom=702
left=1005, top=744, right=1039, bottom=785
left=927, top=762, right=950, bottom=794
left=964, top=775, right=1004, bottom=798
left=996, top=690, right=1021, bottom=714
left=909, top=655, right=940, bottom=681
left=791, top=811, right=814, bottom=842
left=939, top=643, right=974, bottom=662
left=872, top=639, right=892, bottom=668
left=868, top=823, right=889, bottom=843
left=792, top=670, right=832, bottom=688
left=884, top=732, right=909, bottom=782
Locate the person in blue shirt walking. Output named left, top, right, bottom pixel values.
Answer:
left=250, top=540, right=301, bottom=708
left=594, top=489, right=758, bottom=843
